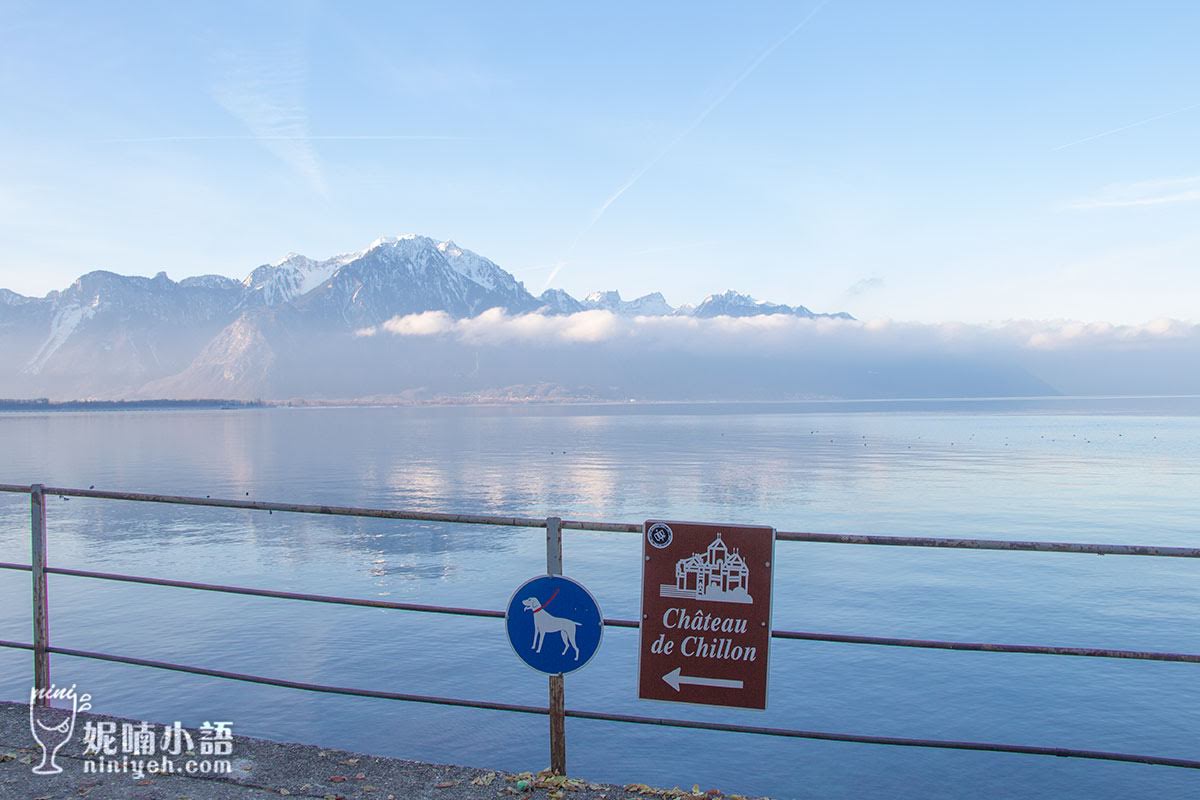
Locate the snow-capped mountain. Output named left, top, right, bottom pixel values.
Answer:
left=538, top=288, right=584, bottom=315
left=568, top=289, right=846, bottom=319
left=691, top=290, right=854, bottom=320
left=242, top=252, right=351, bottom=307
left=582, top=290, right=675, bottom=316
left=437, top=239, right=531, bottom=302
left=293, top=235, right=542, bottom=326
left=0, top=234, right=857, bottom=399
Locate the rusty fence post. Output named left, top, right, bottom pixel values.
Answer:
left=31, top=484, right=50, bottom=706
left=546, top=516, right=566, bottom=775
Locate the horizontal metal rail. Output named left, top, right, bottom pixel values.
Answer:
left=774, top=530, right=1200, bottom=557
left=564, top=522, right=1200, bottom=557
left=561, top=519, right=640, bottom=533
left=41, top=565, right=506, bottom=620
left=3, top=483, right=1199, bottom=777
left=0, top=485, right=547, bottom=529
left=563, top=709, right=1200, bottom=770
left=0, top=639, right=544, bottom=715
left=0, top=638, right=1196, bottom=771
left=2, top=484, right=1199, bottom=557
left=3, top=563, right=1196, bottom=664
left=765, top=629, right=1200, bottom=663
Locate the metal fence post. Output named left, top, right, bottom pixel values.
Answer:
left=546, top=516, right=566, bottom=775
left=31, top=484, right=50, bottom=706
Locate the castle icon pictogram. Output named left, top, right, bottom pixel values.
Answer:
left=659, top=533, right=752, bottom=605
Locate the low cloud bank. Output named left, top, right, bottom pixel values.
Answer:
left=359, top=309, right=1199, bottom=354
left=348, top=310, right=1200, bottom=398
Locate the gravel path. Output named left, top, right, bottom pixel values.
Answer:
left=1, top=701, right=762, bottom=800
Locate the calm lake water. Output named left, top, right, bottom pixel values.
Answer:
left=1, top=398, right=1198, bottom=798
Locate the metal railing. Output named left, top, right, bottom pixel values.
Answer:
left=2, top=482, right=1199, bottom=775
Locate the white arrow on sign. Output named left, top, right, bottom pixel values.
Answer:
left=662, top=667, right=744, bottom=692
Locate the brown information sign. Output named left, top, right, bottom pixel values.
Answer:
left=638, top=519, right=775, bottom=709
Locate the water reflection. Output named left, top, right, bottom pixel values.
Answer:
left=0, top=399, right=1197, bottom=800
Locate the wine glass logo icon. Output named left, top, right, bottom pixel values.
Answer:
left=28, top=684, right=91, bottom=775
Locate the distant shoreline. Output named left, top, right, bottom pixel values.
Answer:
left=0, top=398, right=268, bottom=412
left=1, top=394, right=1197, bottom=413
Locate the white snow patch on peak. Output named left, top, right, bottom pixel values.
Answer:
left=295, top=262, right=340, bottom=297
left=244, top=251, right=350, bottom=304
left=24, top=302, right=96, bottom=374
left=581, top=290, right=673, bottom=316
left=268, top=248, right=361, bottom=272
left=435, top=241, right=513, bottom=292
left=365, top=234, right=424, bottom=251
left=696, top=290, right=771, bottom=309
left=271, top=251, right=310, bottom=267
left=250, top=233, right=523, bottom=299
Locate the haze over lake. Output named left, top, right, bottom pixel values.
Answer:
left=2, top=398, right=1198, bottom=799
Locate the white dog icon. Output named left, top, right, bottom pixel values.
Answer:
left=522, top=595, right=581, bottom=660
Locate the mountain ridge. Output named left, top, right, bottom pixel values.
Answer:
left=0, top=234, right=942, bottom=402
left=2, top=235, right=851, bottom=322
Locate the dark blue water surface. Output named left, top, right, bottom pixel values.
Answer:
left=1, top=397, right=1198, bottom=798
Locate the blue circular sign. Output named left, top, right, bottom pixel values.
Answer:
left=505, top=575, right=603, bottom=675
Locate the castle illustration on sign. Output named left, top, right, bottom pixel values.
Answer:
left=660, top=533, right=752, bottom=605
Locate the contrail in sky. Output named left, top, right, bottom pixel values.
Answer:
left=1053, top=101, right=1200, bottom=151
left=210, top=45, right=329, bottom=194
left=545, top=0, right=832, bottom=290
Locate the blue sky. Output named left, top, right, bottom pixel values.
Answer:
left=1, top=0, right=1197, bottom=323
